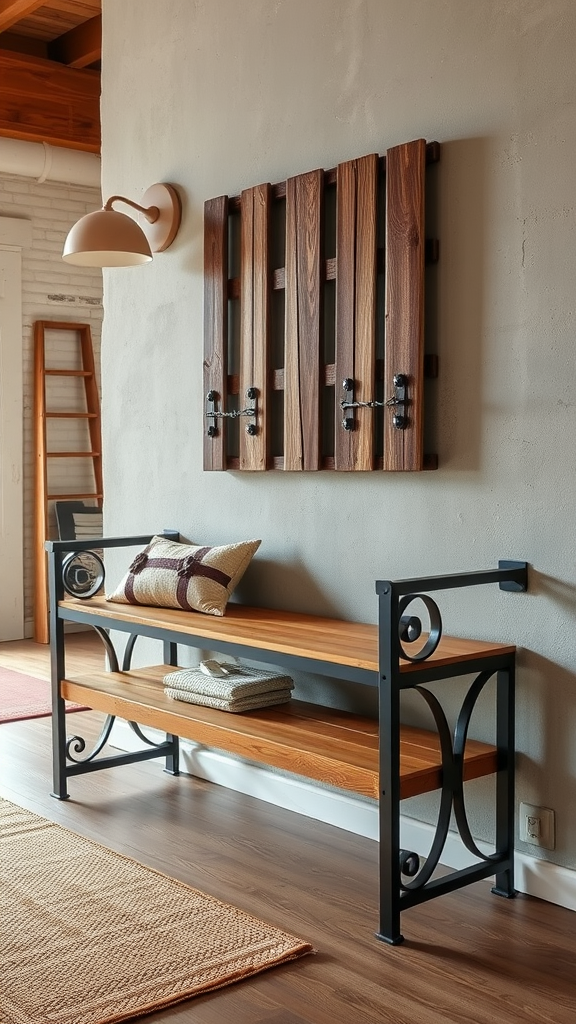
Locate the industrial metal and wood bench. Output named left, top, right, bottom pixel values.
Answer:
left=47, top=533, right=527, bottom=945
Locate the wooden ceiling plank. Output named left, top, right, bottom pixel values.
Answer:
left=0, top=49, right=100, bottom=151
left=0, top=29, right=47, bottom=57
left=0, top=1, right=46, bottom=34
left=48, top=13, right=101, bottom=67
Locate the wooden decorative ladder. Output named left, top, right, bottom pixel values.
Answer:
left=33, top=321, right=102, bottom=644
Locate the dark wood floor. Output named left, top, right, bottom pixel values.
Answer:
left=1, top=640, right=576, bottom=1023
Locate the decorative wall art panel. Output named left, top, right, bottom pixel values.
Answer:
left=203, top=139, right=439, bottom=471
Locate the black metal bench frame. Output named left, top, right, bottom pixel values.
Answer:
left=47, top=532, right=527, bottom=945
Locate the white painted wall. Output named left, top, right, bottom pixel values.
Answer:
left=100, top=0, right=576, bottom=871
left=0, top=174, right=103, bottom=635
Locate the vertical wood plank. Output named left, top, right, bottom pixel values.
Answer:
left=240, top=183, right=271, bottom=470
left=79, top=325, right=103, bottom=501
left=284, top=169, right=323, bottom=471
left=33, top=322, right=49, bottom=643
left=203, top=196, right=229, bottom=471
left=384, top=139, right=426, bottom=471
left=335, top=154, right=378, bottom=470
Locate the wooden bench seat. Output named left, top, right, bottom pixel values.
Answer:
left=61, top=665, right=498, bottom=801
left=59, top=595, right=515, bottom=676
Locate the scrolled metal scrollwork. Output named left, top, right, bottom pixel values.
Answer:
left=399, top=669, right=500, bottom=892
left=397, top=593, right=442, bottom=661
left=128, top=721, right=164, bottom=747
left=62, top=549, right=105, bottom=599
left=399, top=849, right=420, bottom=878
left=452, top=670, right=503, bottom=864
left=400, top=685, right=454, bottom=891
left=66, top=714, right=116, bottom=764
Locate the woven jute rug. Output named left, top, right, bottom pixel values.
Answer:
left=0, top=797, right=313, bottom=1024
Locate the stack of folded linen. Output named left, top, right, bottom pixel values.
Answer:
left=163, top=662, right=294, bottom=713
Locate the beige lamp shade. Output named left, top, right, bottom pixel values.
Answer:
left=62, top=208, right=153, bottom=267
left=62, top=183, right=182, bottom=267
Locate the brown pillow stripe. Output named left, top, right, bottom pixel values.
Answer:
left=125, top=547, right=232, bottom=611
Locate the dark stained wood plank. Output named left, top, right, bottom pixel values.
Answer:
left=239, top=184, right=271, bottom=471
left=334, top=159, right=355, bottom=468
left=48, top=13, right=101, bottom=68
left=227, top=144, right=439, bottom=210
left=0, top=49, right=100, bottom=151
left=384, top=139, right=426, bottom=470
left=335, top=154, right=378, bottom=470
left=203, top=195, right=229, bottom=471
left=284, top=169, right=323, bottom=471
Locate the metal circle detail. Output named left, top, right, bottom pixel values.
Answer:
left=397, top=593, right=442, bottom=662
left=62, top=550, right=105, bottom=599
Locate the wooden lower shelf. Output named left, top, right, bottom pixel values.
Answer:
left=61, top=666, right=498, bottom=801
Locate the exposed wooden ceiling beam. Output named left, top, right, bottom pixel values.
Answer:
left=0, top=49, right=100, bottom=152
left=0, top=1, right=45, bottom=34
left=49, top=14, right=101, bottom=69
left=0, top=29, right=47, bottom=58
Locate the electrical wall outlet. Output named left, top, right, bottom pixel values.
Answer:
left=519, top=802, right=555, bottom=850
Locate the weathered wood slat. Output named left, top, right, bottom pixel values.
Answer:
left=239, top=184, right=271, bottom=470
left=226, top=144, right=439, bottom=211
left=203, top=195, right=229, bottom=471
left=205, top=141, right=438, bottom=472
left=335, top=154, right=378, bottom=470
left=284, top=169, right=324, bottom=471
left=384, top=139, right=426, bottom=470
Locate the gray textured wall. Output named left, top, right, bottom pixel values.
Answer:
left=100, top=0, right=576, bottom=870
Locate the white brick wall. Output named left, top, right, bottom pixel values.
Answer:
left=0, top=173, right=103, bottom=637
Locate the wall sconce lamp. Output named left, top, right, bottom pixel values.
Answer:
left=62, top=183, right=182, bottom=267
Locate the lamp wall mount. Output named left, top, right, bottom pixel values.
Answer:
left=62, top=182, right=182, bottom=267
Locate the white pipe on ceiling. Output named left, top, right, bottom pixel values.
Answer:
left=0, top=138, right=101, bottom=189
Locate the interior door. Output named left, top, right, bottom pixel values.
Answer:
left=0, top=247, right=24, bottom=640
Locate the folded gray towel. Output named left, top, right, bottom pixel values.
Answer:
left=163, top=686, right=293, bottom=713
left=163, top=664, right=294, bottom=701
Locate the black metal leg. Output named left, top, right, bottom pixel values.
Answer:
left=492, top=664, right=517, bottom=898
left=164, top=734, right=180, bottom=776
left=162, top=642, right=180, bottom=776
left=49, top=549, right=69, bottom=800
left=377, top=585, right=404, bottom=945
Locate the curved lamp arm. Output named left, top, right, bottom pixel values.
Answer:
left=104, top=195, right=160, bottom=224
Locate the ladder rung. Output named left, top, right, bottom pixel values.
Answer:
left=47, top=452, right=101, bottom=458
left=46, top=412, right=98, bottom=418
left=44, top=370, right=92, bottom=377
left=47, top=493, right=103, bottom=501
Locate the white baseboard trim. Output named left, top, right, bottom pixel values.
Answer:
left=112, top=722, right=576, bottom=914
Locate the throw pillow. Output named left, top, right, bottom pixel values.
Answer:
left=107, top=535, right=261, bottom=616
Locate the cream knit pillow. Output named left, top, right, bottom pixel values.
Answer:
left=107, top=535, right=260, bottom=616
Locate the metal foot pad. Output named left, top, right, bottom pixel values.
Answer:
left=491, top=886, right=518, bottom=899
left=375, top=931, right=405, bottom=946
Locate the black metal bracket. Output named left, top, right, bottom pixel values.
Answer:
left=341, top=375, right=408, bottom=431
left=498, top=560, right=529, bottom=592
left=206, top=387, right=258, bottom=438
